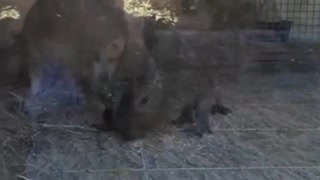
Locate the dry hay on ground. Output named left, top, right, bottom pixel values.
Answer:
left=0, top=86, right=32, bottom=179
left=0, top=85, right=109, bottom=179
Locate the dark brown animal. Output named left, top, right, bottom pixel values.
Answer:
left=101, top=67, right=166, bottom=141
left=96, top=14, right=166, bottom=141
left=21, top=0, right=165, bottom=139
left=21, top=0, right=128, bottom=97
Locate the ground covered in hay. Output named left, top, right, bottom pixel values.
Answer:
left=1, top=59, right=320, bottom=179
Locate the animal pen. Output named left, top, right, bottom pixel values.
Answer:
left=0, top=0, right=319, bottom=179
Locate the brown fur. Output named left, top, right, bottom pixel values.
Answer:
left=112, top=14, right=156, bottom=82
left=20, top=0, right=129, bottom=95
left=18, top=0, right=164, bottom=140
left=105, top=13, right=167, bottom=141
left=103, top=69, right=166, bottom=141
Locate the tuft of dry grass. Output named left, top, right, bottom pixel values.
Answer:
left=0, top=85, right=33, bottom=179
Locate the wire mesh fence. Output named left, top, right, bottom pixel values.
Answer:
left=256, top=0, right=320, bottom=42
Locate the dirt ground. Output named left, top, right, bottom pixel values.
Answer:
left=1, top=29, right=320, bottom=179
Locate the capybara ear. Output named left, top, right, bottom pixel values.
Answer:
left=105, top=37, right=126, bottom=60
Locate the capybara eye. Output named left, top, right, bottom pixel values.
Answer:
left=140, top=96, right=149, bottom=105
